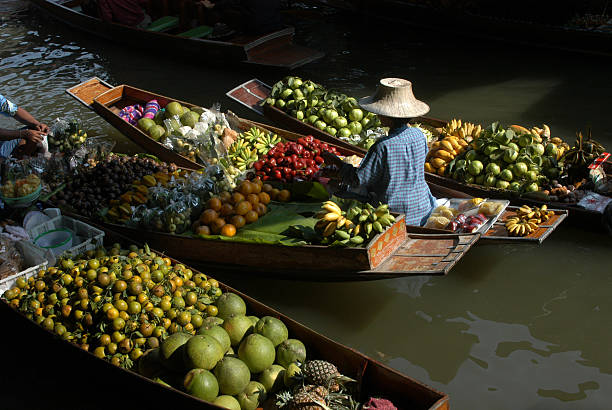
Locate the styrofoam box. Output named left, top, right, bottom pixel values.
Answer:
left=27, top=216, right=105, bottom=260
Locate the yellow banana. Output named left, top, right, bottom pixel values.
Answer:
left=322, top=203, right=342, bottom=215
left=322, top=221, right=337, bottom=237
left=336, top=216, right=346, bottom=228
left=323, top=212, right=341, bottom=222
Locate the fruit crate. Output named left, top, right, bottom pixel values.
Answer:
left=0, top=261, right=49, bottom=294
left=364, top=213, right=407, bottom=269
left=27, top=216, right=105, bottom=259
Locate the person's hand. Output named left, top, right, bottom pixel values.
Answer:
left=321, top=150, right=343, bottom=167
left=21, top=129, right=45, bottom=144
left=35, top=123, right=49, bottom=134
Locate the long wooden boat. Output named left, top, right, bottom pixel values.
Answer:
left=0, top=228, right=450, bottom=409
left=29, top=0, right=324, bottom=69
left=237, top=80, right=607, bottom=227
left=306, top=0, right=612, bottom=57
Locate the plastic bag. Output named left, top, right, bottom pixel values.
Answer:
left=163, top=201, right=191, bottom=234
left=148, top=186, right=172, bottom=209
left=0, top=236, right=22, bottom=280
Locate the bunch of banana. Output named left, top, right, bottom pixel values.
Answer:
left=233, top=146, right=259, bottom=171
left=253, top=131, right=281, bottom=155
left=227, top=138, right=248, bottom=158
left=425, top=118, right=477, bottom=177
left=505, top=204, right=554, bottom=236
left=314, top=201, right=396, bottom=246
left=440, top=118, right=482, bottom=143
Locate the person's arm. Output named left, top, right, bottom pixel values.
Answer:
left=321, top=148, right=383, bottom=189
left=0, top=128, right=45, bottom=144
left=13, top=107, right=49, bottom=133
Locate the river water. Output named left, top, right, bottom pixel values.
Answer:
left=2, top=3, right=612, bottom=410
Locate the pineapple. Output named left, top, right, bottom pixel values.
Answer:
left=302, top=360, right=343, bottom=392
left=290, top=385, right=329, bottom=410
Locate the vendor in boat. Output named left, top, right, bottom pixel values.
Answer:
left=97, top=0, right=152, bottom=28
left=0, top=93, right=48, bottom=159
left=322, top=78, right=436, bottom=226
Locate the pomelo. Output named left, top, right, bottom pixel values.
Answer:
left=216, top=293, right=247, bottom=320
left=214, top=356, right=251, bottom=395
left=138, top=117, right=155, bottom=133
left=276, top=339, right=306, bottom=368
left=160, top=332, right=192, bottom=372
left=236, top=381, right=267, bottom=410
left=183, top=334, right=224, bottom=370
left=202, top=316, right=224, bottom=328
left=181, top=111, right=199, bottom=128
left=165, top=101, right=183, bottom=118
left=138, top=348, right=164, bottom=378
left=238, top=333, right=276, bottom=373
left=184, top=368, right=219, bottom=402
left=247, top=316, right=259, bottom=327
left=149, top=125, right=165, bottom=141
left=254, top=316, right=288, bottom=347
left=222, top=315, right=254, bottom=346
left=213, top=395, right=241, bottom=410
left=197, top=325, right=231, bottom=354
left=258, top=364, right=286, bottom=393
left=283, top=362, right=302, bottom=387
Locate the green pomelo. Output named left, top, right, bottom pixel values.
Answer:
left=216, top=293, right=247, bottom=320
left=258, top=364, right=286, bottom=393
left=198, top=325, right=231, bottom=354
left=149, top=125, right=165, bottom=141
left=165, top=101, right=183, bottom=118
left=184, top=368, right=219, bottom=402
left=254, top=316, right=288, bottom=347
left=238, top=333, right=276, bottom=373
left=248, top=316, right=260, bottom=327
left=183, top=334, right=224, bottom=370
left=160, top=332, right=192, bottom=372
left=214, top=356, right=251, bottom=396
left=138, top=348, right=164, bottom=378
left=222, top=315, right=254, bottom=346
left=138, top=118, right=155, bottom=133
left=236, top=381, right=267, bottom=410
left=213, top=395, right=241, bottom=410
left=181, top=111, right=199, bottom=128
left=276, top=339, right=306, bottom=368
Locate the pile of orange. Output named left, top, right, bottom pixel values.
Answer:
left=194, top=178, right=291, bottom=237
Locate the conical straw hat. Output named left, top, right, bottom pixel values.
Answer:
left=359, top=78, right=429, bottom=118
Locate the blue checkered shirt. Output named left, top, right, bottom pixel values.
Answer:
left=343, top=125, right=435, bottom=226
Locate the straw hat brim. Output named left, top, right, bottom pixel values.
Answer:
left=359, top=95, right=430, bottom=118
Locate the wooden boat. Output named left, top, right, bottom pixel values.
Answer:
left=306, top=0, right=612, bottom=57
left=480, top=205, right=568, bottom=243
left=0, top=228, right=450, bottom=409
left=230, top=79, right=607, bottom=227
left=29, top=0, right=324, bottom=69
left=67, top=78, right=360, bottom=170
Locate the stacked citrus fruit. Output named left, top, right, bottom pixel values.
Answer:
left=194, top=177, right=291, bottom=237
left=1, top=244, right=223, bottom=370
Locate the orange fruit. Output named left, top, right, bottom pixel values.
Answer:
left=207, top=197, right=222, bottom=212
left=196, top=225, right=211, bottom=236
left=200, top=209, right=219, bottom=225
left=255, top=203, right=267, bottom=217
left=220, top=203, right=234, bottom=217
left=234, top=200, right=252, bottom=216
left=245, top=210, right=258, bottom=224
left=219, top=191, right=232, bottom=203
left=200, top=209, right=218, bottom=225
left=191, top=220, right=201, bottom=232
left=246, top=193, right=259, bottom=206
left=257, top=192, right=270, bottom=205
left=251, top=179, right=262, bottom=194
left=220, top=224, right=237, bottom=237
left=230, top=215, right=246, bottom=229
left=211, top=218, right=226, bottom=234
left=269, top=188, right=280, bottom=200
left=277, top=189, right=291, bottom=202
left=239, top=181, right=253, bottom=196
left=232, top=192, right=245, bottom=204
left=262, top=183, right=273, bottom=193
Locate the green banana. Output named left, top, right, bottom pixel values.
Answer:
left=335, top=230, right=350, bottom=240
left=365, top=223, right=373, bottom=236
left=373, top=221, right=383, bottom=233
left=349, top=236, right=364, bottom=244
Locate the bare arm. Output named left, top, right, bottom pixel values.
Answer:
left=14, top=107, right=49, bottom=133
left=0, top=128, right=45, bottom=144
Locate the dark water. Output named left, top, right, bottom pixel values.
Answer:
left=2, top=3, right=612, bottom=409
